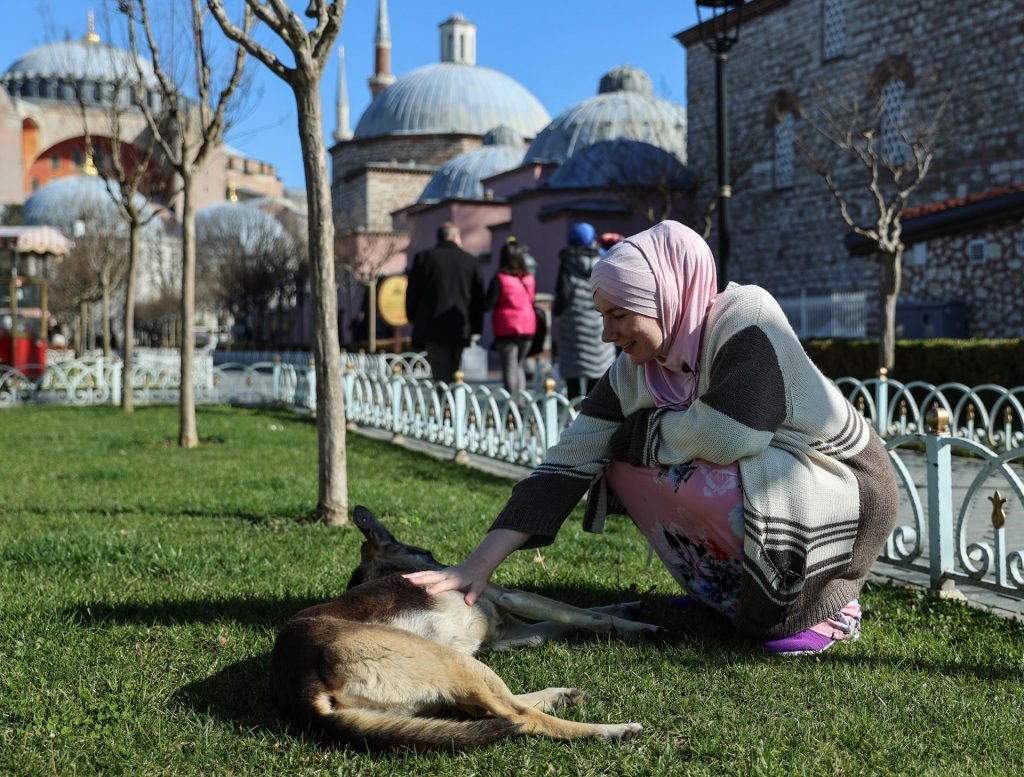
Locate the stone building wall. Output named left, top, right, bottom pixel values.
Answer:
left=682, top=0, right=1024, bottom=334
left=330, top=134, right=481, bottom=231
left=903, top=214, right=1024, bottom=338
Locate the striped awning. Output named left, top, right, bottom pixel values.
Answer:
left=0, top=225, right=73, bottom=256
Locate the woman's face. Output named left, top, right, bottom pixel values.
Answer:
left=594, top=290, right=664, bottom=365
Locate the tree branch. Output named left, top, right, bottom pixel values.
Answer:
left=205, top=0, right=293, bottom=82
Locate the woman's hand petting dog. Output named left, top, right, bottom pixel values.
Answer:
left=405, top=528, right=532, bottom=606
left=403, top=562, right=488, bottom=605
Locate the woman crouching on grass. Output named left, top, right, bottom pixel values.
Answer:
left=407, top=220, right=899, bottom=656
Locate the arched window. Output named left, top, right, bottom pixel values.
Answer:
left=880, top=78, right=908, bottom=165
left=823, top=0, right=847, bottom=60
left=869, top=56, right=915, bottom=168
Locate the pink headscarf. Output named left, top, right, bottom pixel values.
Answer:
left=590, top=221, right=718, bottom=409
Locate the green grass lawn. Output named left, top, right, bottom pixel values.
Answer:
left=2, top=405, right=1023, bottom=776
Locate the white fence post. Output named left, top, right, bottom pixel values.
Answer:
left=452, top=371, right=468, bottom=463
left=543, top=377, right=560, bottom=449
left=925, top=406, right=956, bottom=593
left=875, top=367, right=888, bottom=436
left=306, top=359, right=317, bottom=415
left=390, top=364, right=404, bottom=442
left=111, top=359, right=122, bottom=406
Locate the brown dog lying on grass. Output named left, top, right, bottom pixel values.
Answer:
left=270, top=505, right=661, bottom=751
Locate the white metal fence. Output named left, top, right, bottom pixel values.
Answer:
left=2, top=351, right=1023, bottom=603
left=778, top=290, right=867, bottom=338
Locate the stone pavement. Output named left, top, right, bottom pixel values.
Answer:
left=353, top=425, right=1024, bottom=622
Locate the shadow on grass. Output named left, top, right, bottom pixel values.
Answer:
left=65, top=595, right=322, bottom=630
left=173, top=652, right=288, bottom=738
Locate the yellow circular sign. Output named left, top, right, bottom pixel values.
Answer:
left=377, top=274, right=409, bottom=327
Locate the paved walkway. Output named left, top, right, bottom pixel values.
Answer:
left=353, top=425, right=1024, bottom=622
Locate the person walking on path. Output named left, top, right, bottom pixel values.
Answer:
left=407, top=220, right=899, bottom=656
left=405, top=222, right=485, bottom=383
left=554, top=222, right=616, bottom=399
left=485, top=240, right=537, bottom=394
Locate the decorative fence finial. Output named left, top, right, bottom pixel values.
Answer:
left=989, top=490, right=1007, bottom=529
left=926, top=405, right=949, bottom=434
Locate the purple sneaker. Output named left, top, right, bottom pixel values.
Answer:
left=762, top=602, right=862, bottom=656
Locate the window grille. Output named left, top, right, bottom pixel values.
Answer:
left=967, top=239, right=986, bottom=263
left=880, top=78, right=908, bottom=166
left=774, top=112, right=795, bottom=189
left=823, top=0, right=847, bottom=60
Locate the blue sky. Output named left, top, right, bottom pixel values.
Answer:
left=2, top=1, right=701, bottom=189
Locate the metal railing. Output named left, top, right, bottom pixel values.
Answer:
left=2, top=352, right=1023, bottom=601
left=836, top=369, right=1024, bottom=452
left=883, top=407, right=1024, bottom=599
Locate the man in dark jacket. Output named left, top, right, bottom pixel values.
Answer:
left=405, top=222, right=485, bottom=383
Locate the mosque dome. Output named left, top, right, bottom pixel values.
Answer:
left=353, top=63, right=550, bottom=141
left=524, top=65, right=687, bottom=165
left=418, top=126, right=524, bottom=203
left=2, top=39, right=160, bottom=105
left=548, top=139, right=692, bottom=190
left=196, top=201, right=290, bottom=256
left=24, top=174, right=162, bottom=236
left=4, top=40, right=158, bottom=85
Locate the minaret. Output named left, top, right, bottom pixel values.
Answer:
left=439, top=14, right=476, bottom=65
left=368, top=0, right=395, bottom=98
left=333, top=46, right=352, bottom=143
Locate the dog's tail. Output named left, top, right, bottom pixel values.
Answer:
left=320, top=707, right=521, bottom=752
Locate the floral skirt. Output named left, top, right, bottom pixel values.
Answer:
left=607, top=460, right=745, bottom=616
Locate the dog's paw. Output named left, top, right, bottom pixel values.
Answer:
left=543, top=687, right=587, bottom=709
left=600, top=722, right=643, bottom=742
left=612, top=620, right=668, bottom=641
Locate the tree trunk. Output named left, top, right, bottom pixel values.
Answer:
left=101, top=279, right=112, bottom=357
left=878, top=248, right=902, bottom=373
left=122, top=221, right=140, bottom=412
left=80, top=301, right=89, bottom=354
left=296, top=82, right=348, bottom=525
left=368, top=275, right=378, bottom=353
left=179, top=180, right=198, bottom=448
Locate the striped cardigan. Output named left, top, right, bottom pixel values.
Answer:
left=491, top=284, right=898, bottom=638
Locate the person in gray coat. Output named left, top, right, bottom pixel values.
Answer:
left=554, top=222, right=616, bottom=398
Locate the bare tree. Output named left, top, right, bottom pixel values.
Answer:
left=197, top=206, right=298, bottom=346
left=206, top=0, right=348, bottom=524
left=335, top=214, right=404, bottom=353
left=73, top=95, right=168, bottom=404
left=796, top=71, right=955, bottom=371
left=48, top=236, right=103, bottom=345
left=83, top=216, right=130, bottom=357
left=122, top=0, right=250, bottom=446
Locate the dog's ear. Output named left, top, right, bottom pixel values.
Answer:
left=352, top=505, right=399, bottom=544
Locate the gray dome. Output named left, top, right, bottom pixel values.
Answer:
left=24, top=174, right=162, bottom=236
left=548, top=139, right=692, bottom=189
left=353, top=63, right=550, bottom=140
left=599, top=65, right=654, bottom=96
left=3, top=40, right=159, bottom=89
left=418, top=128, right=524, bottom=203
left=196, top=202, right=290, bottom=256
left=524, top=66, right=686, bottom=165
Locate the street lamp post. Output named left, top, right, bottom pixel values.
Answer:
left=695, top=0, right=744, bottom=292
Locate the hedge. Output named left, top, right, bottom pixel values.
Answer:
left=803, top=338, right=1024, bottom=388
